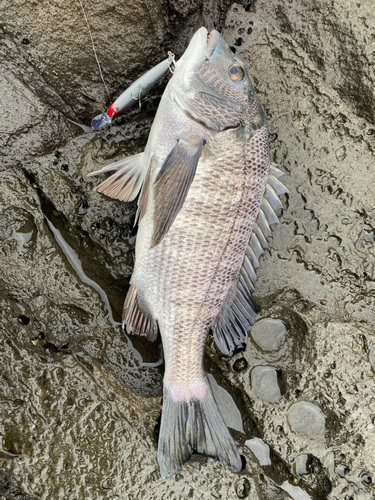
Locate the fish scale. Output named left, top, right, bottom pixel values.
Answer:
left=205, top=129, right=269, bottom=315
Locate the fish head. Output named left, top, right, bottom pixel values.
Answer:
left=172, top=27, right=259, bottom=131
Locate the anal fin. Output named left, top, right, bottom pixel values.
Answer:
left=122, top=284, right=158, bottom=342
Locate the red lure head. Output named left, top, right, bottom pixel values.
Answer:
left=106, top=103, right=115, bottom=118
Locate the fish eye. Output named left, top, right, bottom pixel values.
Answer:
left=228, top=64, right=245, bottom=81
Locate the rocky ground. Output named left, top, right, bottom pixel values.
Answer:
left=1, top=1, right=375, bottom=499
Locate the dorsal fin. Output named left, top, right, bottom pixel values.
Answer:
left=269, top=163, right=286, bottom=178
left=88, top=153, right=146, bottom=202
left=122, top=284, right=158, bottom=342
left=213, top=166, right=289, bottom=356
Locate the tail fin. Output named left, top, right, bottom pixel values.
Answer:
left=158, top=382, right=242, bottom=477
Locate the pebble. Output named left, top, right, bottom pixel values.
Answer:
left=288, top=401, right=325, bottom=436
left=281, top=480, right=313, bottom=500
left=245, top=437, right=271, bottom=466
left=251, top=318, right=287, bottom=351
left=251, top=366, right=281, bottom=402
left=208, top=374, right=243, bottom=433
left=295, top=454, right=309, bottom=474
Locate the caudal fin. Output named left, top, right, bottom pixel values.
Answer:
left=158, top=382, right=242, bottom=477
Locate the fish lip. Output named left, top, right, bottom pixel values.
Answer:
left=206, top=30, right=221, bottom=59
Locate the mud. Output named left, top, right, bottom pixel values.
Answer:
left=1, top=1, right=375, bottom=499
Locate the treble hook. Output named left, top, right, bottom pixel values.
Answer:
left=131, top=84, right=144, bottom=108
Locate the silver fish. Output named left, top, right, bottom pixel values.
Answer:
left=89, top=27, right=288, bottom=476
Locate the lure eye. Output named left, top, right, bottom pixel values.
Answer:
left=228, top=64, right=245, bottom=81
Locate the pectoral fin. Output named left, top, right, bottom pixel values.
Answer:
left=88, top=153, right=146, bottom=202
left=151, top=139, right=206, bottom=248
left=134, top=156, right=153, bottom=226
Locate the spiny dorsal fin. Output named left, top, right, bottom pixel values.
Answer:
left=122, top=283, right=158, bottom=342
left=213, top=166, right=289, bottom=356
left=270, top=162, right=286, bottom=178
left=151, top=139, right=206, bottom=248
left=267, top=173, right=290, bottom=195
left=88, top=153, right=146, bottom=202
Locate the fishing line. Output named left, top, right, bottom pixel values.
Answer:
left=77, top=0, right=111, bottom=99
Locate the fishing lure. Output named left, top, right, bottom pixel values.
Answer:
left=91, top=52, right=176, bottom=130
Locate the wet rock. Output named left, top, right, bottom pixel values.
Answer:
left=0, top=0, right=236, bottom=171
left=0, top=65, right=73, bottom=168
left=0, top=0, right=232, bottom=166
left=251, top=318, right=287, bottom=351
left=288, top=402, right=326, bottom=436
left=251, top=365, right=281, bottom=403
left=254, top=0, right=375, bottom=126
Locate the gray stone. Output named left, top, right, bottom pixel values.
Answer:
left=245, top=438, right=271, bottom=466
left=280, top=481, right=313, bottom=500
left=251, top=366, right=281, bottom=403
left=251, top=318, right=287, bottom=351
left=287, top=402, right=325, bottom=436
left=295, top=454, right=309, bottom=475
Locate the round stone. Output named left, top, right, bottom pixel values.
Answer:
left=288, top=401, right=325, bottom=436
left=251, top=365, right=281, bottom=403
left=251, top=318, right=287, bottom=351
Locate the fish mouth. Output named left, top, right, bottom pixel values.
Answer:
left=206, top=30, right=221, bottom=59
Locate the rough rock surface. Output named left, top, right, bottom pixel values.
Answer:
left=253, top=0, right=375, bottom=126
left=0, top=0, right=231, bottom=166
left=1, top=1, right=375, bottom=499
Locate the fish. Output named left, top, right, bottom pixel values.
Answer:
left=91, top=54, right=175, bottom=130
left=88, top=27, right=289, bottom=477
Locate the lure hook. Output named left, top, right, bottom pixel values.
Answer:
left=131, top=84, right=144, bottom=108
